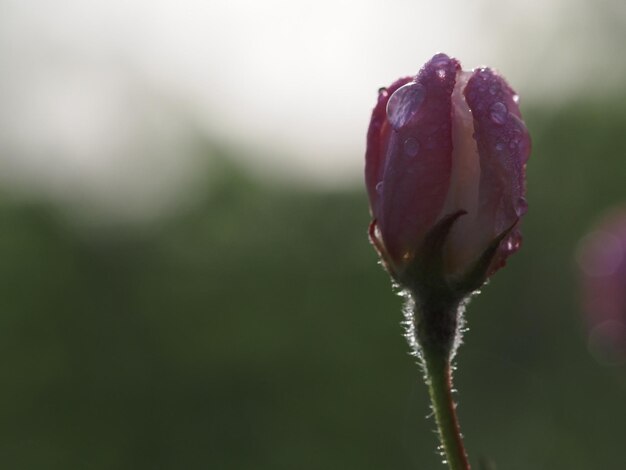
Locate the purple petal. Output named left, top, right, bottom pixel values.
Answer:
left=378, top=53, right=459, bottom=262
left=464, top=68, right=531, bottom=272
left=365, top=77, right=413, bottom=219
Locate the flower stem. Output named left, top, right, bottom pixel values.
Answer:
left=422, top=346, right=471, bottom=470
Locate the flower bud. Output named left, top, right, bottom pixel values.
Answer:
left=365, top=53, right=530, bottom=291
left=577, top=209, right=626, bottom=364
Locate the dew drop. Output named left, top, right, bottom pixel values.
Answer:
left=386, top=82, right=426, bottom=130
left=515, top=196, right=528, bottom=216
left=378, top=87, right=388, bottom=97
left=375, top=181, right=384, bottom=195
left=430, top=53, right=450, bottom=80
left=403, top=137, right=420, bottom=157
left=489, top=101, right=508, bottom=125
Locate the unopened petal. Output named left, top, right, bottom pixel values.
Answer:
left=464, top=68, right=531, bottom=273
left=378, top=53, right=459, bottom=263
left=442, top=70, right=482, bottom=274
left=365, top=77, right=412, bottom=219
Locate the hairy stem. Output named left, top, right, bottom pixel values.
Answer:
left=422, top=346, right=471, bottom=470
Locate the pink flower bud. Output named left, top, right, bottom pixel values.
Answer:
left=365, top=53, right=530, bottom=286
left=577, top=209, right=626, bottom=364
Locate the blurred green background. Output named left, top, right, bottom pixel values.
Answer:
left=2, top=1, right=626, bottom=468
left=1, top=98, right=625, bottom=469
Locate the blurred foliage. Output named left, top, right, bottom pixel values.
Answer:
left=0, top=99, right=625, bottom=469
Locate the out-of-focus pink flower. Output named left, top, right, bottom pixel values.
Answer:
left=578, top=209, right=626, bottom=364
left=365, top=53, right=530, bottom=287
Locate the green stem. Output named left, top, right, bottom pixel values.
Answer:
left=422, top=347, right=471, bottom=470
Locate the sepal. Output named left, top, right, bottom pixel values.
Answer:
left=403, top=210, right=467, bottom=295
left=452, top=220, right=518, bottom=295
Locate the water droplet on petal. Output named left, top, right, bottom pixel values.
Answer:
left=403, top=137, right=420, bottom=157
left=489, top=101, right=508, bottom=125
left=515, top=197, right=528, bottom=216
left=386, top=82, right=426, bottom=130
left=375, top=181, right=384, bottom=195
left=378, top=87, right=388, bottom=97
left=436, top=69, right=446, bottom=79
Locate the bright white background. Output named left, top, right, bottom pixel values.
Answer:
left=0, top=0, right=624, bottom=216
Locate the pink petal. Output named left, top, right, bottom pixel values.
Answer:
left=441, top=70, right=482, bottom=274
